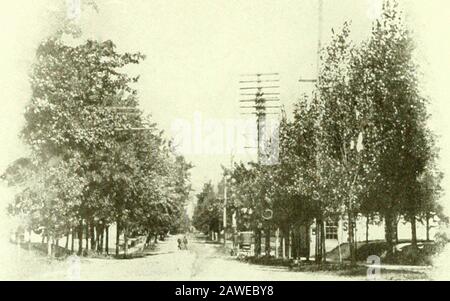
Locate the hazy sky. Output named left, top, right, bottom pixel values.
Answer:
left=1, top=0, right=450, bottom=214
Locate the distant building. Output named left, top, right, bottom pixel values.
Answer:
left=308, top=214, right=439, bottom=256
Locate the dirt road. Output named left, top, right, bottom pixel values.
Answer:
left=2, top=234, right=368, bottom=281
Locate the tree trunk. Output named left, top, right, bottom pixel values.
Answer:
left=123, top=227, right=128, bottom=258
left=315, top=222, right=319, bottom=263
left=314, top=222, right=319, bottom=263
left=70, top=228, right=74, bottom=253
left=315, top=219, right=323, bottom=264
left=264, top=226, right=271, bottom=257
left=47, top=235, right=52, bottom=257
left=90, top=222, right=96, bottom=251
left=55, top=239, right=59, bottom=256
left=294, top=227, right=303, bottom=260
left=28, top=229, right=32, bottom=251
left=85, top=223, right=89, bottom=252
left=289, top=228, right=293, bottom=259
left=348, top=211, right=356, bottom=265
left=305, top=224, right=311, bottom=262
left=78, top=220, right=83, bottom=256
left=100, top=227, right=104, bottom=253
left=384, top=212, right=395, bottom=258
left=97, top=224, right=103, bottom=253
left=321, top=220, right=326, bottom=262
left=95, top=226, right=100, bottom=252
left=65, top=232, right=70, bottom=250
left=426, top=213, right=430, bottom=242
left=366, top=216, right=370, bottom=244
left=115, top=220, right=120, bottom=257
left=354, top=217, right=358, bottom=259
left=254, top=228, right=262, bottom=257
left=411, top=215, right=417, bottom=248
left=95, top=224, right=101, bottom=253
left=289, top=227, right=293, bottom=259
left=291, top=228, right=298, bottom=259
left=395, top=220, right=399, bottom=245
left=105, top=226, right=109, bottom=255
left=284, top=227, right=291, bottom=259
left=145, top=232, right=152, bottom=246
left=275, top=228, right=280, bottom=258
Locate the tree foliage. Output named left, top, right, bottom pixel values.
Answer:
left=3, top=35, right=192, bottom=257
left=192, top=0, right=446, bottom=263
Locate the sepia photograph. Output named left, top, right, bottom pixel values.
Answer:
left=0, top=0, right=450, bottom=283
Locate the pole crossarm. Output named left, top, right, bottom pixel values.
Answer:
left=239, top=80, right=280, bottom=83
left=238, top=73, right=281, bottom=164
left=240, top=93, right=280, bottom=96
left=240, top=99, right=280, bottom=103
left=240, top=86, right=280, bottom=90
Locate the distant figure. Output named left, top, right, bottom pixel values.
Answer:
left=177, top=238, right=183, bottom=250
left=183, top=236, right=188, bottom=250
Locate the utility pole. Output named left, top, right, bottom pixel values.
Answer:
left=239, top=73, right=281, bottom=257
left=239, top=73, right=281, bottom=164
left=223, top=153, right=234, bottom=246
left=317, top=0, right=323, bottom=75
left=298, top=0, right=323, bottom=86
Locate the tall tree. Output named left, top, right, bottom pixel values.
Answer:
left=358, top=0, right=441, bottom=254
left=318, top=23, right=372, bottom=265
left=5, top=33, right=193, bottom=258
left=193, top=182, right=221, bottom=236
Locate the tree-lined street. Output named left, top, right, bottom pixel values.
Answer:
left=192, top=1, right=447, bottom=267
left=1, top=0, right=449, bottom=281
left=3, top=233, right=438, bottom=281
